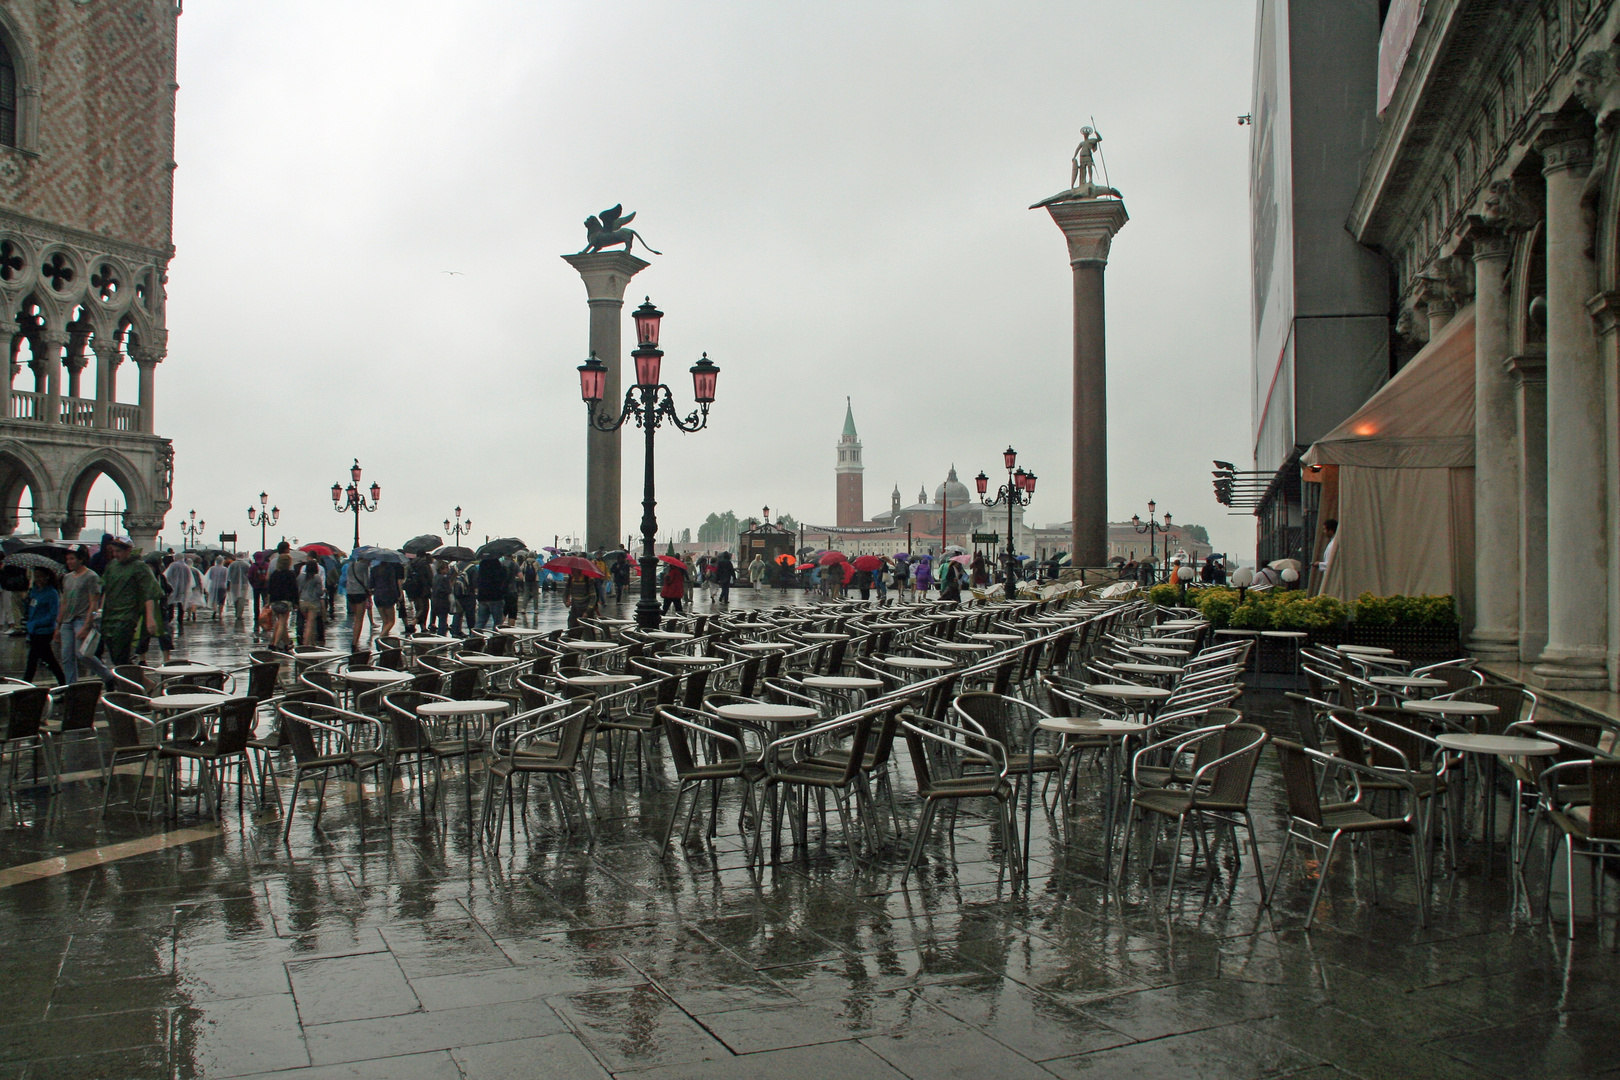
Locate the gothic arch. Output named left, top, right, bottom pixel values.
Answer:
left=0, top=438, right=49, bottom=534
left=0, top=8, right=41, bottom=153
left=61, top=448, right=150, bottom=539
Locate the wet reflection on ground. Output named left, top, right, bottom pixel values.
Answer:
left=0, top=591, right=1614, bottom=1078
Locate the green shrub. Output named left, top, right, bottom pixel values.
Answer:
left=1352, top=592, right=1456, bottom=627
left=1227, top=598, right=1273, bottom=630
left=1189, top=587, right=1240, bottom=629
left=1146, top=583, right=1181, bottom=607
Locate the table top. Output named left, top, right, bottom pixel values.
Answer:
left=643, top=631, right=694, bottom=640
left=1140, top=637, right=1197, bottom=646
left=1435, top=732, right=1557, bottom=756
left=1039, top=716, right=1148, bottom=736
left=561, top=674, right=641, bottom=687
left=716, top=702, right=820, bottom=725
left=1113, top=662, right=1181, bottom=675
left=1261, top=630, right=1309, bottom=639
left=1368, top=676, right=1450, bottom=689
left=1400, top=699, right=1499, bottom=717
left=801, top=676, right=886, bottom=691
left=151, top=693, right=228, bottom=710
left=1128, top=646, right=1189, bottom=658
left=1081, top=684, right=1174, bottom=700
left=343, top=669, right=412, bottom=684
left=800, top=632, right=850, bottom=641
left=968, top=633, right=1023, bottom=642
left=457, top=654, right=517, bottom=666
left=407, top=635, right=458, bottom=646
left=883, top=656, right=954, bottom=670
left=1159, top=620, right=1205, bottom=628
left=417, top=699, right=509, bottom=717
left=1337, top=644, right=1395, bottom=656
left=1214, top=629, right=1261, bottom=637
left=495, top=626, right=548, bottom=636
left=156, top=662, right=222, bottom=674
left=290, top=649, right=348, bottom=661
left=653, top=655, right=723, bottom=666
left=596, top=618, right=636, bottom=626
left=730, top=642, right=790, bottom=652
left=560, top=640, right=617, bottom=651
left=930, top=641, right=993, bottom=652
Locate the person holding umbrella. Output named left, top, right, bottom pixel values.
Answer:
left=714, top=551, right=736, bottom=605
left=659, top=555, right=687, bottom=616
left=344, top=552, right=371, bottom=651
left=474, top=555, right=505, bottom=630
left=404, top=550, right=434, bottom=634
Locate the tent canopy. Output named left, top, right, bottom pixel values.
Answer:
left=1302, top=306, right=1475, bottom=470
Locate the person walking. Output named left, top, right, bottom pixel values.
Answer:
left=344, top=553, right=371, bottom=651
left=265, top=553, right=299, bottom=651
left=474, top=556, right=505, bottom=630
left=612, top=555, right=631, bottom=598
left=370, top=557, right=402, bottom=639
left=502, top=557, right=520, bottom=626
left=747, top=554, right=766, bottom=593
left=297, top=559, right=325, bottom=647
left=404, top=551, right=433, bottom=635
left=660, top=557, right=686, bottom=616
left=204, top=557, right=229, bottom=620
left=55, top=546, right=112, bottom=685
left=914, top=556, right=933, bottom=597
left=225, top=555, right=252, bottom=623
left=892, top=558, right=909, bottom=601
left=970, top=551, right=989, bottom=589
left=714, top=551, right=735, bottom=605
left=99, top=537, right=162, bottom=666
left=565, top=569, right=598, bottom=628
left=454, top=563, right=475, bottom=635
left=23, top=568, right=65, bottom=684
left=873, top=556, right=888, bottom=603
left=430, top=560, right=453, bottom=634
left=854, top=564, right=872, bottom=601
left=939, top=559, right=964, bottom=602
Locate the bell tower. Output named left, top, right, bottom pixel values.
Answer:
left=836, top=398, right=864, bottom=526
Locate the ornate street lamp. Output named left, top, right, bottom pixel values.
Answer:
left=1131, top=500, right=1176, bottom=583
left=444, top=506, right=473, bottom=544
left=974, top=445, right=1037, bottom=600
left=180, top=509, right=206, bottom=549
left=578, top=297, right=719, bottom=629
left=246, top=492, right=280, bottom=553
left=331, top=458, right=380, bottom=549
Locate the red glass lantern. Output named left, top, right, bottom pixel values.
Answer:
left=330, top=483, right=342, bottom=505
left=633, top=344, right=664, bottom=388
left=974, top=471, right=989, bottom=496
left=1013, top=468, right=1028, bottom=492
left=632, top=297, right=663, bottom=347
left=1131, top=513, right=1141, bottom=526
left=247, top=506, right=257, bottom=524
left=1024, top=471, right=1037, bottom=494
left=577, top=353, right=607, bottom=402
left=270, top=507, right=279, bottom=524
left=369, top=482, right=381, bottom=503
left=344, top=483, right=356, bottom=504
left=1003, top=446, right=1018, bottom=471
left=259, top=492, right=268, bottom=508
left=443, top=519, right=451, bottom=531
left=350, top=461, right=363, bottom=484
left=1163, top=512, right=1172, bottom=527
left=689, top=354, right=718, bottom=403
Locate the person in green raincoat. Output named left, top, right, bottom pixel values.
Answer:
left=99, top=536, right=164, bottom=666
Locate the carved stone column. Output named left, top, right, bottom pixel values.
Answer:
left=1533, top=133, right=1608, bottom=688
left=1508, top=355, right=1549, bottom=664
left=1041, top=196, right=1129, bottom=568
left=1465, top=222, right=1520, bottom=658
left=32, top=509, right=65, bottom=541
left=131, top=348, right=159, bottom=434
left=561, top=251, right=649, bottom=553
left=92, top=338, right=120, bottom=428
left=36, top=330, right=65, bottom=425
left=1416, top=272, right=1458, bottom=338
left=1592, top=291, right=1620, bottom=689
left=124, top=512, right=164, bottom=554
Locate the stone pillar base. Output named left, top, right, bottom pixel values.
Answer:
left=1529, top=648, right=1608, bottom=690
left=1465, top=629, right=1520, bottom=659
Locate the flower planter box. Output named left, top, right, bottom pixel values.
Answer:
left=1346, top=623, right=1462, bottom=663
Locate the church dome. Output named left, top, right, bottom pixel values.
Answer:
left=933, top=465, right=972, bottom=509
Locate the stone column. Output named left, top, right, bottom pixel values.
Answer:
left=1465, top=222, right=1520, bottom=658
left=1592, top=292, right=1620, bottom=689
left=561, top=251, right=650, bottom=553
left=1041, top=197, right=1129, bottom=569
left=125, top=513, right=163, bottom=554
left=1509, top=355, right=1549, bottom=664
left=32, top=509, right=64, bottom=541
left=1533, top=133, right=1607, bottom=688
left=37, top=331, right=65, bottom=425
left=91, top=338, right=120, bottom=428
left=132, top=349, right=159, bottom=434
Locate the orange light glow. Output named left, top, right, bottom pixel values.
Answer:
left=1352, top=423, right=1377, bottom=436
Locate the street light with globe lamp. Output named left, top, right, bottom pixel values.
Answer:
left=578, top=297, right=720, bottom=630
left=247, top=493, right=279, bottom=552
left=180, top=509, right=206, bottom=550
left=1131, top=501, right=1176, bottom=584
left=444, top=507, right=473, bottom=545
left=974, top=446, right=1037, bottom=600
left=331, top=459, right=380, bottom=550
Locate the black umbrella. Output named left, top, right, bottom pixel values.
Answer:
left=475, top=537, right=526, bottom=559
left=401, top=534, right=441, bottom=555
left=433, top=545, right=476, bottom=561
left=18, top=543, right=75, bottom=563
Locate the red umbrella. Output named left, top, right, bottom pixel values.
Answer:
left=543, top=556, right=604, bottom=579
left=838, top=562, right=855, bottom=583
left=298, top=543, right=341, bottom=558
left=852, top=554, right=883, bottom=572
left=949, top=553, right=973, bottom=566
left=657, top=554, right=687, bottom=569
left=817, top=551, right=848, bottom=566
left=775, top=553, right=796, bottom=566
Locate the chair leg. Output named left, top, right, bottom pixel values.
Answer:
left=1304, top=830, right=1343, bottom=932
left=282, top=774, right=303, bottom=844
left=660, top=783, right=690, bottom=852
left=901, top=800, right=938, bottom=886
left=1166, top=814, right=1186, bottom=906
left=1242, top=812, right=1268, bottom=905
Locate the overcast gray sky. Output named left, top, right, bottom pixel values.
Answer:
left=149, top=1, right=1256, bottom=558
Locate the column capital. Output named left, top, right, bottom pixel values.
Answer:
left=129, top=347, right=162, bottom=366
left=1461, top=216, right=1512, bottom=261
left=561, top=251, right=651, bottom=304
left=1538, top=131, right=1594, bottom=175
left=1588, top=290, right=1620, bottom=332
left=1505, top=352, right=1547, bottom=384
left=123, top=513, right=164, bottom=533
left=91, top=337, right=124, bottom=358
left=1040, top=197, right=1130, bottom=266
left=34, top=329, right=67, bottom=351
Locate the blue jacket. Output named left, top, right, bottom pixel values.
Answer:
left=26, top=586, right=59, bottom=635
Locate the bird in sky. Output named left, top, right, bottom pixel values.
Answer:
left=441, top=270, right=464, bottom=276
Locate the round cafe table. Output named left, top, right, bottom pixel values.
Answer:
left=730, top=642, right=790, bottom=652
left=150, top=692, right=229, bottom=711
left=1112, top=662, right=1180, bottom=677
left=800, top=632, right=849, bottom=641
left=1039, top=714, right=1149, bottom=865
left=1140, top=637, right=1197, bottom=646
left=1368, top=675, right=1449, bottom=695
left=801, top=675, right=885, bottom=692
left=417, top=699, right=510, bottom=824
left=1337, top=644, right=1395, bottom=656
left=596, top=618, right=636, bottom=627
left=652, top=655, right=723, bottom=667
left=643, top=631, right=693, bottom=641
left=1127, top=646, right=1189, bottom=659
left=496, top=626, right=548, bottom=637
left=156, top=662, right=222, bottom=676
left=407, top=635, right=458, bottom=647
left=1400, top=699, right=1499, bottom=722
left=882, top=656, right=954, bottom=672
left=715, top=702, right=819, bottom=729
left=560, top=673, right=641, bottom=691
left=1080, top=684, right=1172, bottom=723
left=560, top=640, right=617, bottom=652
left=968, top=633, right=1023, bottom=643
left=1436, top=732, right=1558, bottom=871
left=342, top=669, right=412, bottom=685
left=930, top=641, right=993, bottom=653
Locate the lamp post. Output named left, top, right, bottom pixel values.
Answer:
left=246, top=493, right=279, bottom=553
left=578, top=297, right=720, bottom=630
left=444, top=506, right=473, bottom=545
left=1131, top=501, right=1175, bottom=583
left=180, top=509, right=206, bottom=550
left=331, top=459, right=381, bottom=550
left=974, top=446, right=1037, bottom=600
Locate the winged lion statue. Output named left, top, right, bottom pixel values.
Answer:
left=578, top=205, right=662, bottom=256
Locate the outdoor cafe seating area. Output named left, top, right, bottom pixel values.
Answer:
left=4, top=589, right=1614, bottom=942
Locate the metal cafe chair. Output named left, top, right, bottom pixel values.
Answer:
left=277, top=701, right=390, bottom=843
left=1537, top=758, right=1620, bottom=939
left=482, top=699, right=596, bottom=848
left=655, top=704, right=767, bottom=852
left=156, top=696, right=259, bottom=819
left=899, top=713, right=1020, bottom=887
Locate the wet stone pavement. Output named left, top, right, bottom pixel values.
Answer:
left=0, top=590, right=1617, bottom=1078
